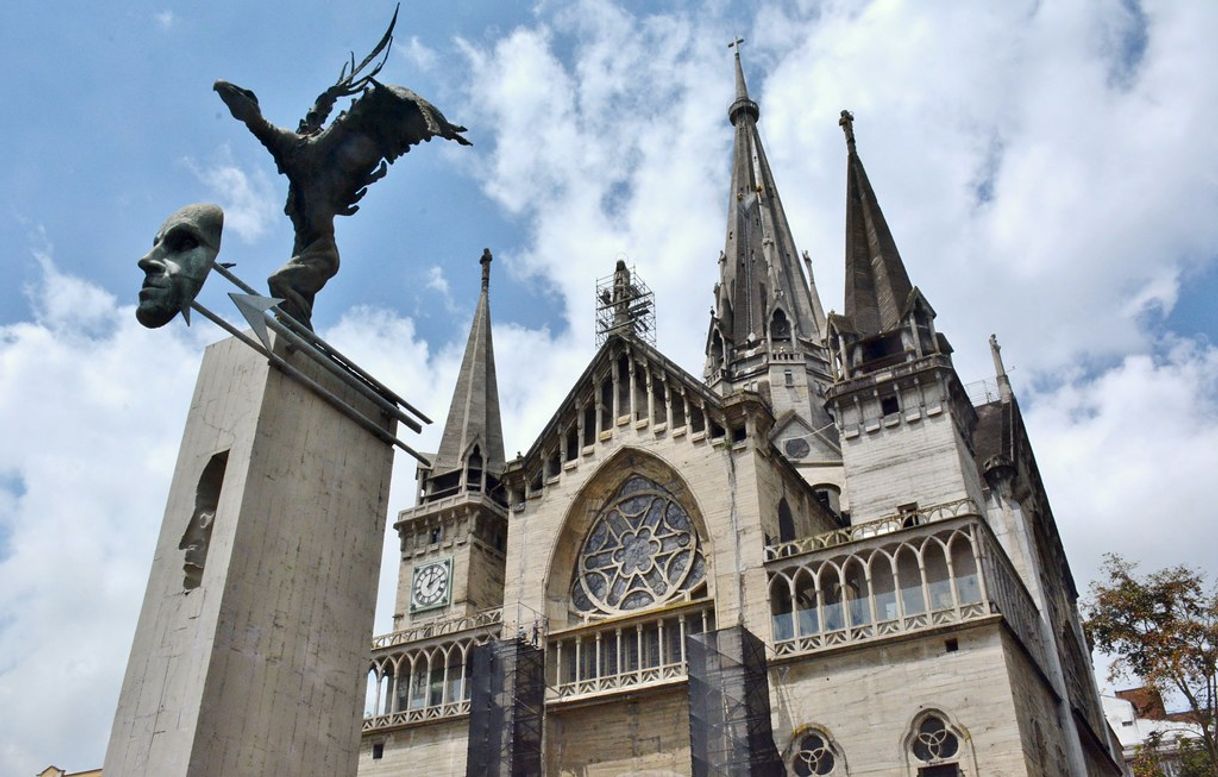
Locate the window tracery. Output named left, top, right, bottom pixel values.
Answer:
left=908, top=712, right=964, bottom=775
left=789, top=729, right=841, bottom=775
left=571, top=474, right=706, bottom=615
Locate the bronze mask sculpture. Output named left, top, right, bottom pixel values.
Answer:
left=136, top=203, right=224, bottom=329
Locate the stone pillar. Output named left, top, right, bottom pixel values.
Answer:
left=103, top=333, right=395, bottom=777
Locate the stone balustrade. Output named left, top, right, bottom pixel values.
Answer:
left=370, top=608, right=503, bottom=650
left=765, top=498, right=978, bottom=560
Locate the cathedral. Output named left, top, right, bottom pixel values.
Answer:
left=357, top=52, right=1124, bottom=777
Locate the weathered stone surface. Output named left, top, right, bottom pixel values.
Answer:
left=104, top=333, right=394, bottom=777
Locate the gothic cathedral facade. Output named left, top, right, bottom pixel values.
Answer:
left=358, top=54, right=1124, bottom=777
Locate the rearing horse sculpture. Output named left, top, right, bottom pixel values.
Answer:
left=214, top=6, right=471, bottom=328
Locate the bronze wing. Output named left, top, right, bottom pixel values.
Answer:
left=312, top=82, right=472, bottom=218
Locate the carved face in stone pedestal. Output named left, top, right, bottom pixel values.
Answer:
left=136, top=203, right=224, bottom=328
left=179, top=508, right=215, bottom=592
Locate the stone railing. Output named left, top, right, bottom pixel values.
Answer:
left=766, top=514, right=1048, bottom=674
left=977, top=533, right=1050, bottom=671
left=764, top=498, right=979, bottom=560
left=547, top=602, right=715, bottom=702
left=363, top=700, right=471, bottom=732
left=371, top=608, right=503, bottom=650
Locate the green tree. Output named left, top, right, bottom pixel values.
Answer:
left=1132, top=731, right=1213, bottom=777
left=1083, top=554, right=1218, bottom=774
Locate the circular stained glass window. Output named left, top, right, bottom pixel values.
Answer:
left=912, top=715, right=959, bottom=762
left=792, top=732, right=835, bottom=776
left=784, top=437, right=811, bottom=459
left=571, top=475, right=706, bottom=615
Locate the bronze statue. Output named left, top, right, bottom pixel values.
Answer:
left=214, top=7, right=471, bottom=329
left=136, top=203, right=224, bottom=328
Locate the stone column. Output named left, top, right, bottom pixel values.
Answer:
left=104, top=333, right=395, bottom=777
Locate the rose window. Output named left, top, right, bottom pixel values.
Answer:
left=571, top=475, right=706, bottom=615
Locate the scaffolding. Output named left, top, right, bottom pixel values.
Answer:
left=595, top=260, right=656, bottom=347
left=686, top=626, right=785, bottom=777
left=465, top=637, right=545, bottom=777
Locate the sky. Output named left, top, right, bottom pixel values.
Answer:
left=2, top=0, right=1218, bottom=773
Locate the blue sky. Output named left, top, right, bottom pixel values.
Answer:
left=3, top=1, right=1218, bottom=773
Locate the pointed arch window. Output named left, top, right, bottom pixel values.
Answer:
left=571, top=475, right=707, bottom=616
left=466, top=445, right=483, bottom=492
left=771, top=307, right=792, bottom=340
left=908, top=712, right=963, bottom=776
left=778, top=497, right=796, bottom=543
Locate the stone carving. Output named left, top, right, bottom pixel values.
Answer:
left=136, top=203, right=224, bottom=329
left=179, top=450, right=228, bottom=592
left=571, top=474, right=706, bottom=615
left=213, top=8, right=471, bottom=328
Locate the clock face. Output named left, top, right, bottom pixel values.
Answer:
left=411, top=559, right=451, bottom=612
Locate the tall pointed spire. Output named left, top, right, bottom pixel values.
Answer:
left=710, top=41, right=826, bottom=355
left=431, top=249, right=506, bottom=482
left=840, top=110, right=914, bottom=337
left=728, top=39, right=759, bottom=126
left=706, top=43, right=838, bottom=461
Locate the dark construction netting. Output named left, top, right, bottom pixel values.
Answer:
left=686, top=626, right=784, bottom=777
left=465, top=637, right=545, bottom=777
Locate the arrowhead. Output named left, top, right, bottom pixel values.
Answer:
left=229, top=293, right=283, bottom=351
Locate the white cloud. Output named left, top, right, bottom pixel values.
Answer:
left=398, top=35, right=437, bottom=71
left=1024, top=336, right=1218, bottom=591
left=0, top=257, right=208, bottom=774
left=422, top=265, right=460, bottom=315
left=155, top=10, right=175, bottom=29
left=183, top=147, right=280, bottom=243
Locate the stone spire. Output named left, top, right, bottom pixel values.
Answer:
left=840, top=110, right=914, bottom=338
left=431, top=249, right=506, bottom=480
left=711, top=44, right=826, bottom=356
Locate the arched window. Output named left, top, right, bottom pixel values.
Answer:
left=788, top=727, right=844, bottom=775
left=710, top=330, right=726, bottom=365
left=771, top=308, right=792, bottom=340
left=466, top=445, right=483, bottom=491
left=571, top=474, right=707, bottom=615
left=771, top=575, right=794, bottom=642
left=778, top=497, right=796, bottom=543
left=907, top=712, right=964, bottom=775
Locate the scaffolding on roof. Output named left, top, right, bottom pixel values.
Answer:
left=596, top=260, right=656, bottom=348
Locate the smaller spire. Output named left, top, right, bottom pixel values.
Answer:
left=989, top=333, right=1013, bottom=401
left=480, top=248, right=492, bottom=291
left=728, top=37, right=759, bottom=125
left=841, top=109, right=915, bottom=337
left=430, top=248, right=506, bottom=487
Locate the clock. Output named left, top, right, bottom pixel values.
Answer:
left=410, top=558, right=452, bottom=612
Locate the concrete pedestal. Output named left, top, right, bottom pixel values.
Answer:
left=104, top=334, right=395, bottom=777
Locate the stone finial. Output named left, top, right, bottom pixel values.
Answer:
left=990, top=333, right=1013, bottom=401
left=839, top=109, right=856, bottom=149
left=480, top=248, right=493, bottom=291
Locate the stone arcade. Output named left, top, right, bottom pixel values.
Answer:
left=357, top=52, right=1125, bottom=777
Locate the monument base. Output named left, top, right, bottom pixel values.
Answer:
left=104, top=333, right=394, bottom=777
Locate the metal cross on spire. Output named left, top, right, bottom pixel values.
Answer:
left=728, top=35, right=744, bottom=50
